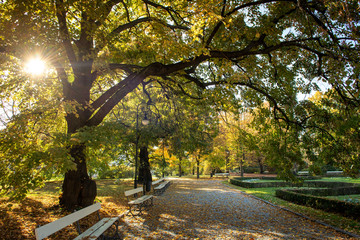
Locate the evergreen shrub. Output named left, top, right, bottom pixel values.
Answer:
left=276, top=189, right=360, bottom=219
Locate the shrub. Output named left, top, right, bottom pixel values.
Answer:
left=229, top=178, right=317, bottom=188
left=243, top=167, right=260, bottom=173
left=276, top=189, right=360, bottom=219
left=290, top=186, right=360, bottom=196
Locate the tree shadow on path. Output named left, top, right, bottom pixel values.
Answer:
left=119, top=178, right=353, bottom=239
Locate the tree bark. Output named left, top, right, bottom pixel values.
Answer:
left=137, top=146, right=152, bottom=192
left=258, top=155, right=264, bottom=174
left=59, top=144, right=96, bottom=210
left=240, top=150, right=245, bottom=177
left=196, top=157, right=200, bottom=179
left=178, top=156, right=182, bottom=177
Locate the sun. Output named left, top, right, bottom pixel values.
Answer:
left=24, top=57, right=47, bottom=76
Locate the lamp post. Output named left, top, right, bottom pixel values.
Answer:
left=134, top=105, right=149, bottom=189
left=162, top=138, right=166, bottom=178
left=225, top=149, right=230, bottom=173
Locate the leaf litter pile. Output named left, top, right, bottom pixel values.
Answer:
left=0, top=178, right=357, bottom=239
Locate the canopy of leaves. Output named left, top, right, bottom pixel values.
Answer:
left=0, top=0, right=359, bottom=198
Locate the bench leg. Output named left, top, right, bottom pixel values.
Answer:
left=144, top=197, right=153, bottom=208
left=127, top=204, right=144, bottom=217
left=102, top=219, right=122, bottom=240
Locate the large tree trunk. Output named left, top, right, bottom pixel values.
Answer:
left=258, top=155, right=264, bottom=174
left=196, top=157, right=200, bottom=179
left=178, top=156, right=182, bottom=177
left=59, top=144, right=96, bottom=210
left=137, top=146, right=152, bottom=192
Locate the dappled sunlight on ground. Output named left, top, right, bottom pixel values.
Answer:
left=118, top=178, right=355, bottom=239
left=0, top=178, right=357, bottom=239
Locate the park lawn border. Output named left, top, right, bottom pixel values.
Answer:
left=222, top=180, right=360, bottom=239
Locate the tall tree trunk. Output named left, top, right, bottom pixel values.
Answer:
left=240, top=150, right=245, bottom=177
left=178, top=156, right=182, bottom=177
left=137, top=146, right=152, bottom=192
left=196, top=157, right=200, bottom=179
left=258, top=155, right=264, bottom=174
left=59, top=144, right=96, bottom=210
left=240, top=159, right=244, bottom=177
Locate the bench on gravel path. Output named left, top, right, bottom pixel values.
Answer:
left=154, top=180, right=170, bottom=195
left=214, top=173, right=230, bottom=177
left=124, top=187, right=153, bottom=217
left=152, top=178, right=165, bottom=186
left=35, top=202, right=120, bottom=240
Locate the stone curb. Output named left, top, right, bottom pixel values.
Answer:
left=221, top=181, right=360, bottom=239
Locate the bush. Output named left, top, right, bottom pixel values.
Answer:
left=276, top=189, right=360, bottom=219
left=229, top=178, right=296, bottom=188
left=243, top=167, right=260, bottom=173
left=289, top=186, right=360, bottom=196
left=229, top=178, right=322, bottom=188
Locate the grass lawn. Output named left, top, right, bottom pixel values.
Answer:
left=225, top=177, right=360, bottom=236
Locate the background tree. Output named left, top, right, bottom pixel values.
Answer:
left=300, top=91, right=360, bottom=177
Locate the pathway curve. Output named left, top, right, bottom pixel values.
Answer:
left=119, top=178, right=355, bottom=239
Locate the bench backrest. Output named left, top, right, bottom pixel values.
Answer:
left=152, top=178, right=164, bottom=185
left=35, top=202, right=101, bottom=240
left=124, top=187, right=143, bottom=197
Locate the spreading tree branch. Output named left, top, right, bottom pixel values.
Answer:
left=55, top=0, right=77, bottom=66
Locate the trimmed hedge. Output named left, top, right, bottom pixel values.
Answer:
left=232, top=177, right=279, bottom=181
left=230, top=178, right=298, bottom=188
left=230, top=177, right=360, bottom=219
left=276, top=189, right=360, bottom=219
left=230, top=178, right=357, bottom=189
left=289, top=186, right=360, bottom=196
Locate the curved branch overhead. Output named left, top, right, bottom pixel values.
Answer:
left=5, top=0, right=359, bottom=132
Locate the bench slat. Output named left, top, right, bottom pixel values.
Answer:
left=128, top=195, right=153, bottom=205
left=73, top=217, right=118, bottom=240
left=124, top=187, right=143, bottom=197
left=154, top=181, right=169, bottom=190
left=89, top=217, right=119, bottom=239
left=152, top=178, right=164, bottom=185
left=73, top=217, right=110, bottom=240
left=35, top=203, right=101, bottom=240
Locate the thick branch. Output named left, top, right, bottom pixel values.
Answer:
left=95, top=0, right=124, bottom=25
left=228, top=0, right=289, bottom=16
left=87, top=73, right=144, bottom=126
left=91, top=79, right=128, bottom=111
left=87, top=63, right=162, bottom=126
left=107, top=17, right=152, bottom=39
left=55, top=0, right=77, bottom=66
left=142, top=0, right=188, bottom=26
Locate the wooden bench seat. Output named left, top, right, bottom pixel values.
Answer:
left=152, top=178, right=165, bottom=186
left=35, top=202, right=120, bottom=240
left=214, top=173, right=230, bottom=177
left=124, top=187, right=153, bottom=216
left=154, top=180, right=170, bottom=195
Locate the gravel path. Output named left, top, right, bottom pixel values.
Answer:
left=119, top=178, right=355, bottom=239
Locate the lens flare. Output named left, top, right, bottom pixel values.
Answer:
left=24, top=57, right=47, bottom=76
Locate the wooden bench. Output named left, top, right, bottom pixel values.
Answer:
left=35, top=202, right=120, bottom=240
left=124, top=187, right=153, bottom=216
left=297, top=171, right=309, bottom=176
left=152, top=178, right=165, bottom=186
left=214, top=173, right=230, bottom=177
left=154, top=180, right=170, bottom=195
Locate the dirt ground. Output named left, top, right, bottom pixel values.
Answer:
left=119, top=178, right=357, bottom=240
